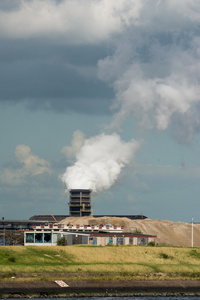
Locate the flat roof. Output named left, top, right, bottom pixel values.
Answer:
left=70, top=189, right=91, bottom=192
left=0, top=220, right=46, bottom=224
left=63, top=231, right=157, bottom=238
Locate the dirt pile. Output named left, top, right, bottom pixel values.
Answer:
left=60, top=216, right=200, bottom=247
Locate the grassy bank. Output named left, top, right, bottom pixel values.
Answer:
left=1, top=245, right=200, bottom=282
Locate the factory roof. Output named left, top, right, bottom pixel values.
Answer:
left=29, top=214, right=147, bottom=222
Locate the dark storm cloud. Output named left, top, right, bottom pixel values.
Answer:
left=1, top=0, right=200, bottom=140
left=0, top=39, right=114, bottom=114
left=0, top=0, right=122, bottom=117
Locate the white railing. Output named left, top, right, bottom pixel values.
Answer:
left=32, top=224, right=124, bottom=232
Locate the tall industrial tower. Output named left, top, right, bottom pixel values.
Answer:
left=68, top=189, right=92, bottom=217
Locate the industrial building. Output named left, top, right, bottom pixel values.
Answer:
left=28, top=189, right=147, bottom=222
left=0, top=214, right=147, bottom=232
left=0, top=219, right=46, bottom=230
left=69, top=189, right=92, bottom=217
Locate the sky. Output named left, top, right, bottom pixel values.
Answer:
left=0, top=0, right=200, bottom=222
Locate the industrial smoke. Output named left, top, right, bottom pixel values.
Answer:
left=61, top=1, right=200, bottom=199
left=97, top=2, right=200, bottom=144
left=61, top=133, right=140, bottom=193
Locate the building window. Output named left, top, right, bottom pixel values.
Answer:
left=35, top=233, right=43, bottom=243
left=93, top=237, right=97, bottom=245
left=89, top=237, right=97, bottom=245
left=44, top=233, right=51, bottom=243
left=117, top=237, right=124, bottom=245
left=137, top=237, right=148, bottom=246
left=53, top=233, right=58, bottom=243
left=26, top=233, right=34, bottom=243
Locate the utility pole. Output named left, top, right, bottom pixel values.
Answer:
left=3, top=227, right=5, bottom=246
left=192, top=217, right=194, bottom=248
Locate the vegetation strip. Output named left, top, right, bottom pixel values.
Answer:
left=1, top=245, right=200, bottom=282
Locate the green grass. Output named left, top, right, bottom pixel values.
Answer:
left=1, top=245, right=200, bottom=281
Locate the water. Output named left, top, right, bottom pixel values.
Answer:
left=7, top=298, right=200, bottom=300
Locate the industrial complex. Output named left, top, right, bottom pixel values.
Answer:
left=1, top=189, right=156, bottom=246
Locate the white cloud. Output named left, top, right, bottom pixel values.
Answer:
left=61, top=130, right=85, bottom=162
left=0, top=145, right=51, bottom=186
left=0, top=0, right=142, bottom=44
left=2, top=0, right=198, bottom=44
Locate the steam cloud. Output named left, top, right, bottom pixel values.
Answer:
left=97, top=1, right=200, bottom=143
left=62, top=1, right=200, bottom=194
left=61, top=133, right=140, bottom=193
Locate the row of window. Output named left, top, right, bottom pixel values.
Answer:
left=26, top=232, right=57, bottom=243
left=26, top=232, right=149, bottom=246
left=89, top=236, right=148, bottom=246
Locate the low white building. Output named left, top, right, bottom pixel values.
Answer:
left=24, top=223, right=156, bottom=246
left=61, top=232, right=156, bottom=246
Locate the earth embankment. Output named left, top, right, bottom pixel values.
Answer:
left=60, top=216, right=199, bottom=247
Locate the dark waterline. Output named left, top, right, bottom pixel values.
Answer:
left=6, top=297, right=200, bottom=300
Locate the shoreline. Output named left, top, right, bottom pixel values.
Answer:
left=1, top=280, right=200, bottom=298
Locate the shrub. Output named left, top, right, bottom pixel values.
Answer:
left=190, top=249, right=200, bottom=258
left=8, top=256, right=16, bottom=263
left=134, top=228, right=143, bottom=234
left=159, top=252, right=173, bottom=259
left=148, top=241, right=155, bottom=247
left=57, top=237, right=67, bottom=246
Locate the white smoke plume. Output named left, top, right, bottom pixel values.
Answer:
left=61, top=133, right=140, bottom=193
left=97, top=1, right=200, bottom=143
left=61, top=1, right=200, bottom=195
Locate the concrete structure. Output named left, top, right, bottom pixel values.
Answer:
left=69, top=189, right=92, bottom=217
left=0, top=214, right=147, bottom=232
left=24, top=223, right=156, bottom=246
left=0, top=219, right=47, bottom=231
